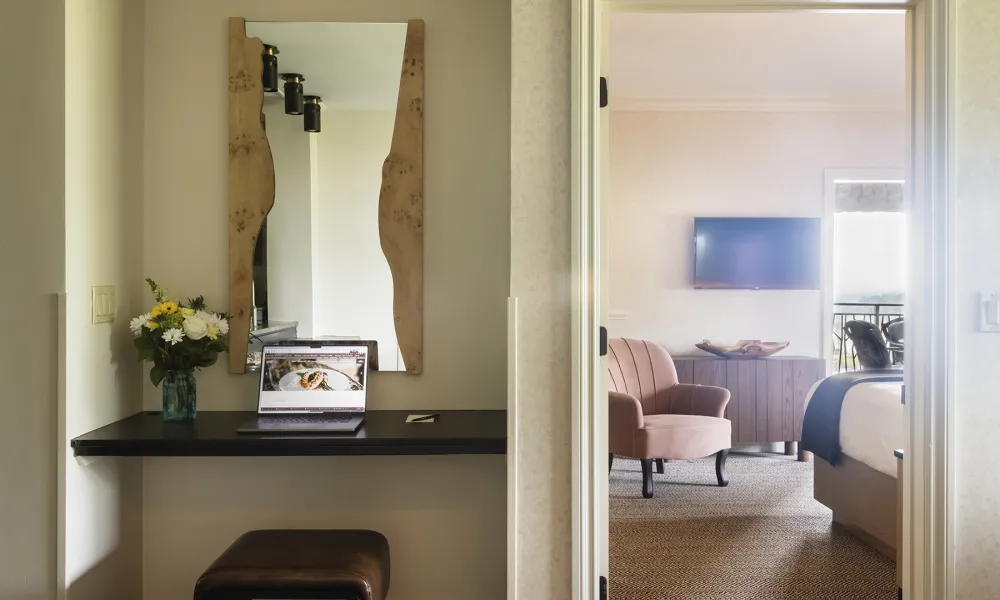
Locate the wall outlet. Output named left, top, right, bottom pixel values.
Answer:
left=92, top=285, right=116, bottom=324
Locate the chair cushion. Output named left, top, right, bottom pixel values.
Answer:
left=636, top=414, right=731, bottom=460
left=194, top=530, right=390, bottom=600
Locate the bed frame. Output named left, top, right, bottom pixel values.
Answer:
left=814, top=454, right=898, bottom=560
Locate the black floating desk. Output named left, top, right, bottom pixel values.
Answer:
left=71, top=410, right=507, bottom=457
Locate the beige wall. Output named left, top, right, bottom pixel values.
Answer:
left=510, top=0, right=572, bottom=597
left=0, top=1, right=64, bottom=599
left=141, top=1, right=509, bottom=598
left=608, top=109, right=906, bottom=356
left=62, top=1, right=145, bottom=599
left=955, top=0, right=1000, bottom=597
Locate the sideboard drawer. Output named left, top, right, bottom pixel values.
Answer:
left=672, top=356, right=826, bottom=445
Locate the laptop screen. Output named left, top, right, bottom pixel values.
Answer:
left=258, top=345, right=368, bottom=413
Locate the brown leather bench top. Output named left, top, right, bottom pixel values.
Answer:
left=194, top=529, right=390, bottom=600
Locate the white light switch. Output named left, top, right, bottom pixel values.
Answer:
left=92, top=285, right=115, bottom=324
left=980, top=292, right=1000, bottom=332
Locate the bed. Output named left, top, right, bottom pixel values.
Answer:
left=804, top=378, right=904, bottom=559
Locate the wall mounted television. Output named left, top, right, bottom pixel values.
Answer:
left=693, top=217, right=821, bottom=290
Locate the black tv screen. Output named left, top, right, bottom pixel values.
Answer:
left=693, top=217, right=821, bottom=290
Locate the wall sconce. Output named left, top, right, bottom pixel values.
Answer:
left=281, top=73, right=304, bottom=115
left=304, top=96, right=322, bottom=133
left=261, top=45, right=279, bottom=92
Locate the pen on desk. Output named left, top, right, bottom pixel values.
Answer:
left=411, top=414, right=440, bottom=423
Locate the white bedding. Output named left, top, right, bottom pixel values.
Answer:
left=804, top=380, right=904, bottom=478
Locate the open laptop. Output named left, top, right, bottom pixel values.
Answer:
left=238, top=343, right=369, bottom=433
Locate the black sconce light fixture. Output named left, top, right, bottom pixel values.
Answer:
left=281, top=73, right=305, bottom=115
left=303, top=96, right=322, bottom=133
left=261, top=45, right=279, bottom=92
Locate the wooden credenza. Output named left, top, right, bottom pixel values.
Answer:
left=671, top=356, right=826, bottom=461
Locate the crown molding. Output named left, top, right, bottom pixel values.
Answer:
left=613, top=96, right=906, bottom=113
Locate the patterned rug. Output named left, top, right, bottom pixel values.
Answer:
left=609, top=452, right=896, bottom=600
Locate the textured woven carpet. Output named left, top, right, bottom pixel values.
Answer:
left=610, top=452, right=896, bottom=600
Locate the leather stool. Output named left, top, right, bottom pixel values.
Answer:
left=194, top=530, right=390, bottom=600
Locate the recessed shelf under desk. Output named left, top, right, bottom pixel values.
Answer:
left=71, top=410, right=507, bottom=457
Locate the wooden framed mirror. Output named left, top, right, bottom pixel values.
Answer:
left=227, top=17, right=424, bottom=375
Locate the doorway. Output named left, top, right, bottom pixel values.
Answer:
left=569, top=2, right=954, bottom=600
left=823, top=171, right=907, bottom=372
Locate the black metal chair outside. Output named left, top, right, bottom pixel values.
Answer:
left=844, top=320, right=893, bottom=370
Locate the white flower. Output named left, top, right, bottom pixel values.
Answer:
left=198, top=311, right=229, bottom=337
left=183, top=315, right=208, bottom=340
left=162, top=328, right=185, bottom=345
left=129, top=313, right=150, bottom=335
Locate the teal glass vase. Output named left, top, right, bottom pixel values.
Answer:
left=162, top=369, right=197, bottom=421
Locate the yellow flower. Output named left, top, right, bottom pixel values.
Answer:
left=206, top=323, right=219, bottom=340
left=180, top=307, right=195, bottom=317
left=148, top=321, right=159, bottom=330
left=150, top=304, right=163, bottom=317
left=161, top=301, right=179, bottom=315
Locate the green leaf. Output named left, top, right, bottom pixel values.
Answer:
left=188, top=295, right=206, bottom=310
left=134, top=335, right=157, bottom=362
left=150, top=363, right=166, bottom=387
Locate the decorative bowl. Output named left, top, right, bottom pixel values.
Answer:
left=695, top=339, right=790, bottom=359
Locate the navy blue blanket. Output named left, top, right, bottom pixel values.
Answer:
left=801, top=370, right=904, bottom=466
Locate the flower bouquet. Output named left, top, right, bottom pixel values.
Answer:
left=131, top=278, right=229, bottom=421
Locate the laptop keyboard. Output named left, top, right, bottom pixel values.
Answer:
left=260, top=415, right=353, bottom=424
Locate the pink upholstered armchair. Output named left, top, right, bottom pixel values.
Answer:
left=608, top=338, right=732, bottom=498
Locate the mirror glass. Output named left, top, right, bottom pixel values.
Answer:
left=244, top=22, right=408, bottom=372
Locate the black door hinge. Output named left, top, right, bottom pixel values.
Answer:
left=600, top=77, right=608, bottom=108
left=600, top=576, right=608, bottom=600
left=599, top=327, right=608, bottom=357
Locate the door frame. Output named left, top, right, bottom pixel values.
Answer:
left=569, top=1, right=956, bottom=599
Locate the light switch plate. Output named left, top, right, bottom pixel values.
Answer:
left=608, top=310, right=628, bottom=321
left=980, top=292, right=1000, bottom=332
left=92, top=285, right=116, bottom=324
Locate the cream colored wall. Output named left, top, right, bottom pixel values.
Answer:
left=608, top=110, right=906, bottom=357
left=954, top=1, right=1000, bottom=597
left=0, top=1, right=65, bottom=598
left=510, top=0, right=572, bottom=597
left=141, top=1, right=509, bottom=598
left=62, top=1, right=145, bottom=599
left=315, top=109, right=400, bottom=370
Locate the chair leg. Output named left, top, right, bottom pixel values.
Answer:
left=655, top=459, right=665, bottom=474
left=716, top=450, right=730, bottom=487
left=609, top=453, right=614, bottom=474
left=640, top=459, right=654, bottom=498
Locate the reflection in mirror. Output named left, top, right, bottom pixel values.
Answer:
left=244, top=22, right=408, bottom=372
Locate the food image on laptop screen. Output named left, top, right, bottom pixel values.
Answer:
left=262, top=355, right=365, bottom=392
left=258, top=346, right=369, bottom=413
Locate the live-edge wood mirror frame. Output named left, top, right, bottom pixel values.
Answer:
left=227, top=17, right=424, bottom=374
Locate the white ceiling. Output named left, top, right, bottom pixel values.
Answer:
left=245, top=22, right=406, bottom=110
left=609, top=12, right=907, bottom=109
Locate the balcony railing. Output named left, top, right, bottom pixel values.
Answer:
left=833, top=302, right=903, bottom=372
